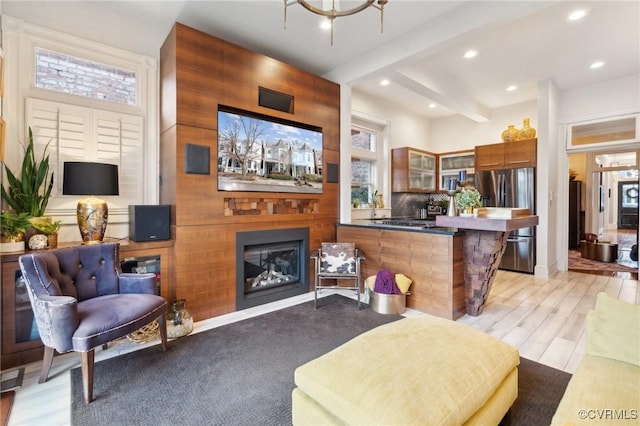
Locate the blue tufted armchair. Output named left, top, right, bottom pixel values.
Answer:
left=19, top=242, right=168, bottom=403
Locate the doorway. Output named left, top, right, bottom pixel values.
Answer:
left=567, top=150, right=638, bottom=278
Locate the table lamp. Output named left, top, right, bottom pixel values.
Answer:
left=63, top=162, right=119, bottom=244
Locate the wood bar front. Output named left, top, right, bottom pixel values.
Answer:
left=436, top=215, right=539, bottom=316
left=337, top=225, right=466, bottom=320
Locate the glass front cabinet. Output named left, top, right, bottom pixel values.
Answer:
left=392, top=147, right=437, bottom=192
left=439, top=150, right=475, bottom=190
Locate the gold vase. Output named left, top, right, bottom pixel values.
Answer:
left=519, top=118, right=536, bottom=140
left=501, top=125, right=519, bottom=143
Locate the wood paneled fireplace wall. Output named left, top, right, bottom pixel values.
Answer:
left=159, top=23, right=340, bottom=321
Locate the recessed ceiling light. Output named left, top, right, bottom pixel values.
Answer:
left=506, top=85, right=518, bottom=92
left=463, top=50, right=477, bottom=59
left=379, top=79, right=390, bottom=86
left=428, top=103, right=437, bottom=109
left=568, top=9, right=587, bottom=21
left=590, top=61, right=605, bottom=69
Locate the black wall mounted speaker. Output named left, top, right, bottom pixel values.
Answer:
left=258, top=86, right=294, bottom=113
left=129, top=205, right=171, bottom=242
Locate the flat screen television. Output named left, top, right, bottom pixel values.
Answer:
left=217, top=107, right=323, bottom=194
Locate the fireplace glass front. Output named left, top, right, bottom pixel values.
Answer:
left=236, top=228, right=309, bottom=310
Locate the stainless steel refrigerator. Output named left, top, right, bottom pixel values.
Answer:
left=475, top=168, right=536, bottom=274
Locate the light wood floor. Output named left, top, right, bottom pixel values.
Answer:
left=3, top=270, right=639, bottom=426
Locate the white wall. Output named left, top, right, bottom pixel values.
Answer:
left=352, top=89, right=430, bottom=151
left=429, top=100, right=538, bottom=151
left=560, top=74, right=640, bottom=120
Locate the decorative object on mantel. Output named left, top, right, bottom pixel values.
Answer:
left=519, top=117, right=536, bottom=140
left=167, top=299, right=193, bottom=339
left=283, top=0, right=388, bottom=45
left=455, top=188, right=482, bottom=216
left=31, top=219, right=62, bottom=249
left=501, top=125, right=519, bottom=142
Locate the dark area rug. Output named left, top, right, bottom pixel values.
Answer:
left=71, top=295, right=571, bottom=425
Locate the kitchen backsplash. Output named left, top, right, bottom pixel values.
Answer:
left=391, top=193, right=449, bottom=217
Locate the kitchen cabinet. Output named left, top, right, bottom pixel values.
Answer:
left=439, top=150, right=475, bottom=190
left=475, top=139, right=537, bottom=171
left=0, top=239, right=175, bottom=369
left=392, top=147, right=437, bottom=192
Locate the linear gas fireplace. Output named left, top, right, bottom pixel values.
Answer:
left=236, top=227, right=309, bottom=310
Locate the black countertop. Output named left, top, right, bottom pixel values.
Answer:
left=339, top=223, right=461, bottom=236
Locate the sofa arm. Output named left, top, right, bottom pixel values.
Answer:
left=586, top=292, right=640, bottom=367
left=33, top=295, right=78, bottom=353
left=119, top=273, right=157, bottom=295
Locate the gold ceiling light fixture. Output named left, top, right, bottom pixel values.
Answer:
left=284, top=0, right=388, bottom=45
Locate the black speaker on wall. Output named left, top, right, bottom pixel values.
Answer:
left=258, top=86, right=294, bottom=113
left=129, top=205, right=171, bottom=242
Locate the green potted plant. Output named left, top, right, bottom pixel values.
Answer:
left=454, top=188, right=482, bottom=216
left=0, top=211, right=32, bottom=252
left=1, top=127, right=54, bottom=217
left=32, top=220, right=62, bottom=249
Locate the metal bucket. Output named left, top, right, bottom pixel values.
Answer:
left=368, top=290, right=406, bottom=315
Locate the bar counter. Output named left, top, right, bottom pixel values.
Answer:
left=436, top=215, right=539, bottom=315
left=338, top=215, right=538, bottom=318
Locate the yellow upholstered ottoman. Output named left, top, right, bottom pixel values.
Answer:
left=292, top=316, right=519, bottom=425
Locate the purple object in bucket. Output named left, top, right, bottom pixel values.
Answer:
left=373, top=269, right=401, bottom=295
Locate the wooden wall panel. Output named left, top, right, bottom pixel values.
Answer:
left=160, top=26, right=177, bottom=134
left=160, top=23, right=340, bottom=321
left=159, top=126, right=177, bottom=224
left=175, top=25, right=224, bottom=130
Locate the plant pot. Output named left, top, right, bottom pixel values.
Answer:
left=25, top=216, right=51, bottom=249
left=47, top=233, right=58, bottom=249
left=0, top=240, right=26, bottom=253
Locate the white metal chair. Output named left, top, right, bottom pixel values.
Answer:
left=311, top=242, right=364, bottom=309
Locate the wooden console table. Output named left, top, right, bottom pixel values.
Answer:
left=436, top=215, right=539, bottom=316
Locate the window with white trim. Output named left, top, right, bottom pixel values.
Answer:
left=2, top=18, right=159, bottom=212
left=35, top=48, right=137, bottom=105
left=351, top=119, right=383, bottom=207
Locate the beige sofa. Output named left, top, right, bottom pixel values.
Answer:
left=551, top=292, right=640, bottom=425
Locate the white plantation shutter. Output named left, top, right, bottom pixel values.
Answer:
left=25, top=97, right=144, bottom=209
left=94, top=111, right=144, bottom=205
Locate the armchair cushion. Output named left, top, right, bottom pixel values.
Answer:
left=73, top=294, right=167, bottom=351
left=119, top=273, right=157, bottom=294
